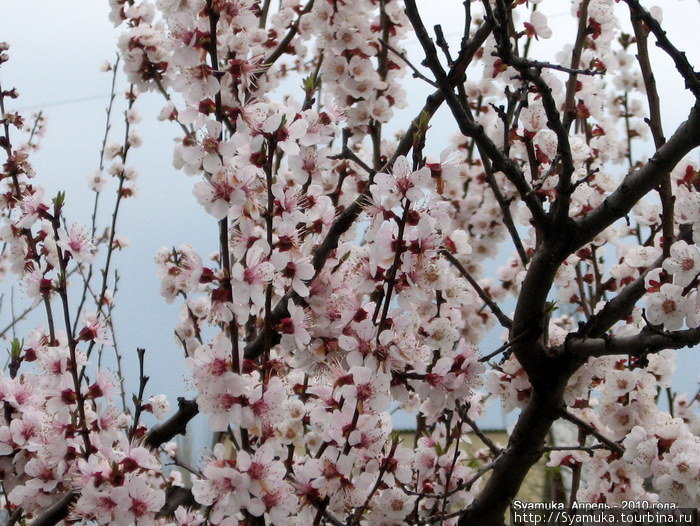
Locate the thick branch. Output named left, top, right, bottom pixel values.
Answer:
left=458, top=390, right=565, bottom=526
left=581, top=255, right=660, bottom=337
left=565, top=327, right=700, bottom=360
left=143, top=397, right=199, bottom=449
left=29, top=494, right=77, bottom=526
left=156, top=486, right=198, bottom=518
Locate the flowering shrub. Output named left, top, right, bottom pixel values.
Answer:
left=1, top=0, right=699, bottom=525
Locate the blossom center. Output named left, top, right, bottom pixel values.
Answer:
left=661, top=299, right=676, bottom=314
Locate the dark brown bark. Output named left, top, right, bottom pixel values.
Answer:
left=401, top=3, right=700, bottom=525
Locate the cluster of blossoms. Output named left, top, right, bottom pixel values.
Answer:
left=546, top=351, right=698, bottom=505
left=303, top=0, right=409, bottom=130
left=0, top=36, right=173, bottom=525
left=2, top=0, right=700, bottom=524
left=0, top=325, right=169, bottom=524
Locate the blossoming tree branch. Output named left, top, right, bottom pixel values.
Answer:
left=1, top=0, right=699, bottom=524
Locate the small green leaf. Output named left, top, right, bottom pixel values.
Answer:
left=9, top=338, right=22, bottom=359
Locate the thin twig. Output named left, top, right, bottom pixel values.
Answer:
left=559, top=410, right=625, bottom=456
left=442, top=250, right=513, bottom=329
left=479, top=331, right=527, bottom=363
left=129, top=347, right=149, bottom=440
left=379, top=37, right=438, bottom=87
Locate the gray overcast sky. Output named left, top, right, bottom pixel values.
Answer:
left=1, top=1, right=698, bottom=449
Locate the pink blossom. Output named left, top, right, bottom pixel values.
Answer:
left=231, top=244, right=274, bottom=310
left=524, top=10, right=552, bottom=39
left=662, top=240, right=700, bottom=288
left=374, top=155, right=431, bottom=204
left=646, top=283, right=690, bottom=330
left=110, top=476, right=165, bottom=525
left=270, top=251, right=315, bottom=297
left=17, top=186, right=48, bottom=227
left=56, top=223, right=95, bottom=263
left=78, top=313, right=113, bottom=345
left=279, top=300, right=311, bottom=350
left=340, top=365, right=391, bottom=413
